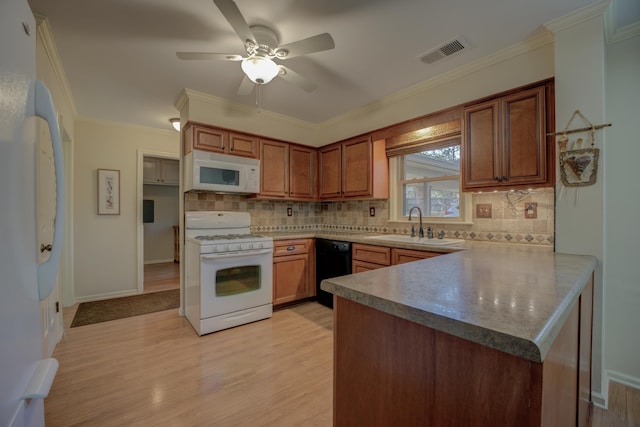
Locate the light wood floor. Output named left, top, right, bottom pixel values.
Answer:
left=592, top=381, right=640, bottom=426
left=49, top=298, right=638, bottom=426
left=49, top=302, right=334, bottom=426
left=143, top=262, right=180, bottom=294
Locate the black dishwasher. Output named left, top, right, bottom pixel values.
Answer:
left=315, top=239, right=352, bottom=308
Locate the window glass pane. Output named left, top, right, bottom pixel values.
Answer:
left=403, top=146, right=460, bottom=180
left=401, top=145, right=460, bottom=218
left=403, top=180, right=460, bottom=217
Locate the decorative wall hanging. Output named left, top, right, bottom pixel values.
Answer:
left=97, top=168, right=120, bottom=215
left=551, top=110, right=610, bottom=188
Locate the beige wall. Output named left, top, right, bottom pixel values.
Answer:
left=73, top=119, right=179, bottom=301
left=143, top=184, right=179, bottom=263
left=604, top=33, right=640, bottom=395
left=551, top=14, right=608, bottom=400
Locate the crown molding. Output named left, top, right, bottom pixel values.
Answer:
left=544, top=0, right=611, bottom=33
left=322, top=31, right=554, bottom=129
left=34, top=15, right=78, bottom=119
left=605, top=1, right=640, bottom=44
left=77, top=116, right=177, bottom=136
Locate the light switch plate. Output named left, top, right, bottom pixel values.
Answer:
left=476, top=204, right=492, bottom=218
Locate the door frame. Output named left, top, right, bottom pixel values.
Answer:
left=135, top=149, right=180, bottom=296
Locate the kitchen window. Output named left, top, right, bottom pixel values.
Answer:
left=389, top=142, right=471, bottom=223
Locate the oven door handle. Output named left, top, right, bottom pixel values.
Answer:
left=201, top=248, right=273, bottom=260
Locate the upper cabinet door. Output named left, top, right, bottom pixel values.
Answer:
left=319, top=144, right=342, bottom=199
left=501, top=86, right=547, bottom=186
left=462, top=99, right=500, bottom=189
left=229, top=132, right=259, bottom=159
left=192, top=126, right=226, bottom=153
left=289, top=145, right=316, bottom=200
left=342, top=135, right=372, bottom=198
left=260, top=139, right=289, bottom=198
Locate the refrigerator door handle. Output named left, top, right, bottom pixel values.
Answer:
left=34, top=80, right=65, bottom=301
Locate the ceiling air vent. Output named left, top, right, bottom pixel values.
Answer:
left=419, top=37, right=469, bottom=65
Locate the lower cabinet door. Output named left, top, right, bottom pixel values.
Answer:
left=273, top=253, right=311, bottom=306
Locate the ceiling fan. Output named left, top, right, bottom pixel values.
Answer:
left=176, top=0, right=335, bottom=96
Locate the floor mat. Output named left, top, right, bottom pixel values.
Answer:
left=70, top=289, right=179, bottom=327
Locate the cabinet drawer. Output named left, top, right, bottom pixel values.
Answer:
left=274, top=239, right=311, bottom=257
left=353, top=259, right=388, bottom=273
left=352, top=243, right=391, bottom=266
left=392, top=248, right=441, bottom=265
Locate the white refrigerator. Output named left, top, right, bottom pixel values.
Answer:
left=1, top=0, right=65, bottom=426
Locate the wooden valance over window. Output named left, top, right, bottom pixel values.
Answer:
left=385, top=119, right=462, bottom=157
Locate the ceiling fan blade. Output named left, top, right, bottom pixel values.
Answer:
left=237, top=75, right=255, bottom=96
left=277, top=65, right=317, bottom=92
left=275, top=33, right=335, bottom=59
left=213, top=0, right=256, bottom=48
left=176, top=52, right=243, bottom=61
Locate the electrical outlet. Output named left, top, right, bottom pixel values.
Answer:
left=369, top=207, right=375, bottom=217
left=525, top=203, right=537, bottom=219
left=287, top=207, right=292, bottom=217
left=476, top=204, right=492, bottom=218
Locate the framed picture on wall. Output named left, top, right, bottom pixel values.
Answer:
left=97, top=168, right=120, bottom=215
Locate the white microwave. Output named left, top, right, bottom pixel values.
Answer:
left=184, top=150, right=260, bottom=193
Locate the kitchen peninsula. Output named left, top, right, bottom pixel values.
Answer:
left=321, top=242, right=596, bottom=426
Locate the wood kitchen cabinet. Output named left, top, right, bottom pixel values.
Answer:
left=273, top=239, right=315, bottom=307
left=183, top=122, right=259, bottom=159
left=143, top=157, right=179, bottom=185
left=462, top=81, right=554, bottom=191
left=319, top=135, right=388, bottom=200
left=259, top=139, right=316, bottom=200
left=352, top=243, right=443, bottom=272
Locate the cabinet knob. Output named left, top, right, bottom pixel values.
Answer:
left=502, top=176, right=507, bottom=182
left=40, top=243, right=52, bottom=253
left=494, top=177, right=501, bottom=182
left=287, top=246, right=295, bottom=251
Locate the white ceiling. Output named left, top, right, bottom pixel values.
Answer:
left=27, top=0, right=639, bottom=131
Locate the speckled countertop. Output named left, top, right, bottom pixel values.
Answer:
left=312, top=237, right=596, bottom=363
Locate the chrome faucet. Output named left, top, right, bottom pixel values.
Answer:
left=408, top=206, right=424, bottom=238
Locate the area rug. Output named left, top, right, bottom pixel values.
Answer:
left=70, top=289, right=180, bottom=327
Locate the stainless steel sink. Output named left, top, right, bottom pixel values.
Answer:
left=364, top=235, right=465, bottom=246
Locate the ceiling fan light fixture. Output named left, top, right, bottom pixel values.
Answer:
left=169, top=118, right=180, bottom=132
left=241, top=56, right=279, bottom=84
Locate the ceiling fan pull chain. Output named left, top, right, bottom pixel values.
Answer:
left=256, top=84, right=262, bottom=113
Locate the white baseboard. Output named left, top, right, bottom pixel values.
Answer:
left=144, top=258, right=174, bottom=265
left=595, top=369, right=640, bottom=410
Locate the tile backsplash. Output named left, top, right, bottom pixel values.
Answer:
left=184, top=187, right=555, bottom=246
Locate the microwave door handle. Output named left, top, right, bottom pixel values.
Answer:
left=201, top=248, right=273, bottom=260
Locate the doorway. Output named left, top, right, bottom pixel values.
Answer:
left=136, top=151, right=180, bottom=294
